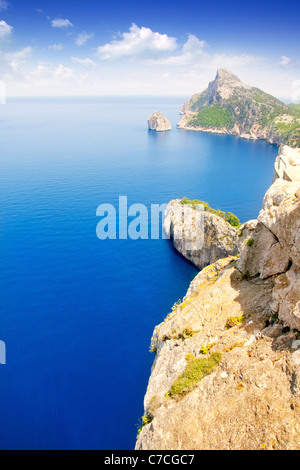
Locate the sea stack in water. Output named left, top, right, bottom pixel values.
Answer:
left=148, top=111, right=172, bottom=132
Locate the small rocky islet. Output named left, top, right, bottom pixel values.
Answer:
left=147, top=110, right=172, bottom=132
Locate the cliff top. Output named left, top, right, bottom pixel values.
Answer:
left=215, top=68, right=240, bottom=81
left=211, top=68, right=250, bottom=99
left=137, top=173, right=300, bottom=450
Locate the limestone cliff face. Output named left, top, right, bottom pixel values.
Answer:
left=273, top=145, right=300, bottom=182
left=237, top=178, right=300, bottom=330
left=178, top=69, right=300, bottom=148
left=136, top=157, right=300, bottom=450
left=163, top=199, right=242, bottom=269
left=148, top=111, right=172, bottom=132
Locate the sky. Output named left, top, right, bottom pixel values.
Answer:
left=0, top=0, right=299, bottom=101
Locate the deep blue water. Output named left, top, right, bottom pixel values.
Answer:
left=0, top=97, right=277, bottom=449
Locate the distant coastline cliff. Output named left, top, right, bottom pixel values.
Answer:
left=136, top=146, right=300, bottom=450
left=178, top=69, right=300, bottom=148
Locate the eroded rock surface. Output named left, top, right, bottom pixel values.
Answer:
left=148, top=111, right=172, bottom=132
left=136, top=172, right=300, bottom=450
left=163, top=199, right=240, bottom=269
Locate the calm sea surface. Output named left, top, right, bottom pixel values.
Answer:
left=0, top=97, right=278, bottom=449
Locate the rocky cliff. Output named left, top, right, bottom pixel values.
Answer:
left=148, top=111, right=172, bottom=132
left=163, top=198, right=247, bottom=269
left=136, top=153, right=300, bottom=450
left=273, top=145, right=300, bottom=182
left=178, top=69, right=300, bottom=148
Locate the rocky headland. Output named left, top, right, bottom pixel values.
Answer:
left=148, top=111, right=172, bottom=132
left=178, top=69, right=300, bottom=148
left=163, top=197, right=246, bottom=269
left=136, top=145, right=300, bottom=450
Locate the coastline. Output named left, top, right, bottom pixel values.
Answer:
left=177, top=121, right=283, bottom=146
left=176, top=69, right=299, bottom=149
left=136, top=145, right=300, bottom=450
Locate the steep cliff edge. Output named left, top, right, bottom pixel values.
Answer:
left=273, top=145, right=300, bottom=182
left=136, top=170, right=300, bottom=450
left=163, top=197, right=247, bottom=269
left=178, top=69, right=300, bottom=148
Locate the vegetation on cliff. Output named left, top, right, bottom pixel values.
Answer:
left=180, top=69, right=300, bottom=147
left=181, top=197, right=241, bottom=227
left=136, top=172, right=300, bottom=451
left=188, top=104, right=235, bottom=129
left=168, top=351, right=222, bottom=399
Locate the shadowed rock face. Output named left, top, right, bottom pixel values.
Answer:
left=136, top=168, right=300, bottom=450
left=148, top=111, right=172, bottom=131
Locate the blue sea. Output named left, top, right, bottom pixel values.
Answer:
left=0, top=97, right=277, bottom=449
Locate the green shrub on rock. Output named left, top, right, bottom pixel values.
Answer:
left=168, top=352, right=222, bottom=399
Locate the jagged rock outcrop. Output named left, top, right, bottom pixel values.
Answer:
left=178, top=69, right=300, bottom=148
left=238, top=178, right=300, bottom=277
left=148, top=111, right=172, bottom=132
left=163, top=199, right=244, bottom=269
left=136, top=162, right=300, bottom=450
left=273, top=145, right=300, bottom=182
left=237, top=177, right=300, bottom=330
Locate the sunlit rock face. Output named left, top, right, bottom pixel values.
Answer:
left=178, top=69, right=300, bottom=148
left=136, top=171, right=300, bottom=451
left=148, top=111, right=172, bottom=132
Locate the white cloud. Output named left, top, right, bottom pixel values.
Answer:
left=182, top=34, right=207, bottom=55
left=280, top=55, right=292, bottom=66
left=51, top=18, right=73, bottom=28
left=146, top=34, right=207, bottom=65
left=49, top=43, right=64, bottom=51
left=75, top=32, right=94, bottom=47
left=209, top=53, right=265, bottom=69
left=7, top=46, right=32, bottom=71
left=0, top=20, right=13, bottom=37
left=24, top=63, right=75, bottom=88
left=71, top=57, right=97, bottom=67
left=97, top=23, right=177, bottom=60
left=0, top=1, right=8, bottom=11
left=145, top=35, right=264, bottom=70
left=2, top=24, right=299, bottom=100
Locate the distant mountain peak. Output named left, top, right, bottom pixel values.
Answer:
left=207, top=68, right=249, bottom=102
left=215, top=68, right=241, bottom=82
left=178, top=69, right=300, bottom=148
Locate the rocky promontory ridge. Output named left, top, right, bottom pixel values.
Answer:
left=178, top=69, right=300, bottom=148
left=136, top=148, right=300, bottom=450
left=163, top=198, right=249, bottom=269
left=148, top=111, right=172, bottom=132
